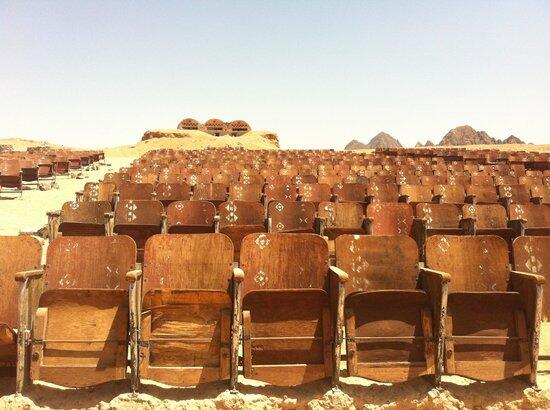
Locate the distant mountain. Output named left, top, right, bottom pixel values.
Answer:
left=415, top=141, right=423, bottom=147
left=345, top=132, right=402, bottom=150
left=502, top=135, right=525, bottom=144
left=439, top=125, right=496, bottom=146
left=425, top=140, right=435, bottom=146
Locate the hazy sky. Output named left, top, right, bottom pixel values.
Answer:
left=1, top=1, right=548, bottom=149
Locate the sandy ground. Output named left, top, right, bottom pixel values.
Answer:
left=0, top=139, right=549, bottom=408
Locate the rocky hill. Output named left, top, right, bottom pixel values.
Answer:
left=438, top=125, right=525, bottom=146
left=345, top=132, right=402, bottom=150
left=503, top=135, right=524, bottom=144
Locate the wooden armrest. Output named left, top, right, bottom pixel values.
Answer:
left=47, top=210, right=61, bottom=217
left=15, top=269, right=45, bottom=282
left=329, top=266, right=349, bottom=283
left=125, top=269, right=143, bottom=282
left=509, top=270, right=545, bottom=285
left=419, top=267, right=451, bottom=283
left=233, top=267, right=245, bottom=282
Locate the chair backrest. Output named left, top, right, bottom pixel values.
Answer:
left=292, top=174, right=317, bottom=185
left=60, top=201, right=111, bottom=224
left=0, top=159, right=21, bottom=176
left=462, top=204, right=508, bottom=229
left=494, top=175, right=518, bottom=186
left=229, top=183, right=263, bottom=201
left=44, top=236, right=136, bottom=290
left=155, top=183, right=191, bottom=202
left=366, top=183, right=399, bottom=203
left=143, top=234, right=233, bottom=293
left=194, top=182, right=228, bottom=200
left=509, top=204, right=550, bottom=227
left=416, top=203, right=461, bottom=229
left=268, top=201, right=316, bottom=232
left=470, top=174, right=494, bottom=186
left=240, top=233, right=328, bottom=294
left=103, top=172, right=130, bottom=188
left=264, top=183, right=298, bottom=202
left=166, top=200, right=216, bottom=227
left=519, top=176, right=543, bottom=187
left=83, top=182, right=116, bottom=202
left=531, top=185, right=550, bottom=200
left=115, top=200, right=164, bottom=225
left=399, top=184, right=432, bottom=203
left=433, top=184, right=466, bottom=203
left=426, top=235, right=509, bottom=292
left=498, top=184, right=531, bottom=204
left=298, top=183, right=332, bottom=203
left=366, top=203, right=413, bottom=235
left=218, top=201, right=265, bottom=227
left=333, top=183, right=366, bottom=202
left=318, top=201, right=364, bottom=229
left=335, top=235, right=418, bottom=293
left=466, top=185, right=498, bottom=203
left=118, top=183, right=154, bottom=200
left=0, top=236, right=42, bottom=328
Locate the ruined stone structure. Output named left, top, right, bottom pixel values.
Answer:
left=177, top=118, right=251, bottom=136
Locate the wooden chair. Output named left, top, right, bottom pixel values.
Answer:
left=18, top=236, right=136, bottom=389
left=433, top=185, right=466, bottom=204
left=318, top=202, right=366, bottom=240
left=461, top=204, right=513, bottom=250
left=470, top=174, right=494, bottom=186
left=166, top=200, right=217, bottom=234
left=127, top=234, right=239, bottom=389
left=365, top=203, right=414, bottom=236
left=267, top=201, right=317, bottom=233
left=0, top=237, right=42, bottom=390
left=426, top=235, right=544, bottom=385
left=513, top=236, right=549, bottom=322
left=20, top=160, right=39, bottom=189
left=193, top=183, right=228, bottom=208
left=334, top=235, right=447, bottom=384
left=48, top=201, right=112, bottom=240
left=76, top=181, right=116, bottom=203
left=398, top=185, right=433, bottom=211
left=155, top=183, right=191, bottom=207
left=292, top=174, right=317, bottom=185
left=0, top=160, right=23, bottom=196
left=114, top=200, right=164, bottom=262
left=263, top=182, right=298, bottom=204
left=366, top=183, right=399, bottom=203
left=498, top=184, right=532, bottom=210
left=530, top=185, right=550, bottom=205
left=103, top=172, right=130, bottom=189
left=298, top=183, right=332, bottom=208
left=228, top=182, right=263, bottom=202
left=219, top=201, right=266, bottom=261
left=413, top=203, right=466, bottom=261
left=465, top=185, right=498, bottom=204
left=332, top=183, right=367, bottom=203
left=509, top=204, right=550, bottom=237
left=118, top=183, right=155, bottom=201
left=239, top=233, right=342, bottom=385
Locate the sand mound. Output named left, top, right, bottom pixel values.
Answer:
left=106, top=130, right=279, bottom=157
left=0, top=137, right=64, bottom=152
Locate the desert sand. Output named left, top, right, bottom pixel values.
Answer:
left=0, top=136, right=549, bottom=409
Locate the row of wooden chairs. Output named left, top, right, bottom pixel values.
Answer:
left=0, top=233, right=546, bottom=393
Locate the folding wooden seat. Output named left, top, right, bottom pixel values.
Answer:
left=0, top=237, right=42, bottom=388
left=366, top=183, right=399, bottom=203
left=531, top=185, right=550, bottom=204
left=421, top=175, right=446, bottom=187
left=240, top=172, right=264, bottom=185
left=332, top=183, right=366, bottom=203
left=155, top=182, right=191, bottom=207
left=525, top=170, right=543, bottom=178
left=495, top=175, right=518, bottom=186
left=292, top=174, right=317, bottom=185
left=103, top=172, right=130, bottom=189
left=334, top=235, right=446, bottom=383
left=48, top=201, right=112, bottom=240
left=432, top=184, right=467, bottom=204
left=166, top=200, right=217, bottom=234
left=318, top=202, right=366, bottom=240
left=118, top=183, right=155, bottom=201
left=68, top=155, right=82, bottom=170
left=127, top=234, right=238, bottom=389
left=0, top=159, right=23, bottom=196
left=53, top=156, right=70, bottom=175
left=465, top=185, right=498, bottom=204
left=447, top=174, right=470, bottom=186
left=318, top=174, right=343, bottom=186
left=18, top=236, right=136, bottom=389
left=114, top=200, right=164, bottom=262
left=267, top=200, right=316, bottom=233
left=498, top=184, right=532, bottom=208
left=513, top=236, right=549, bottom=321
left=365, top=203, right=413, bottom=236
left=228, top=182, right=263, bottom=202
left=239, top=233, right=341, bottom=385
left=219, top=201, right=266, bottom=261
left=397, top=173, right=421, bottom=185
left=370, top=175, right=396, bottom=185
left=264, top=182, right=298, bottom=204
left=470, top=174, right=494, bottom=186
left=298, top=183, right=332, bottom=208
left=511, top=164, right=527, bottom=177
left=509, top=204, right=550, bottom=237
left=399, top=185, right=434, bottom=210
left=461, top=204, right=513, bottom=249
left=158, top=171, right=184, bottom=184
left=20, top=159, right=39, bottom=188
left=193, top=182, right=228, bottom=208
left=519, top=175, right=543, bottom=187
left=37, top=157, right=56, bottom=181
left=425, top=235, right=543, bottom=384
left=266, top=175, right=292, bottom=186
left=76, top=181, right=116, bottom=203
left=413, top=203, right=466, bottom=260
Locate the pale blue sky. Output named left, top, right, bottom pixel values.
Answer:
left=1, top=1, right=548, bottom=149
